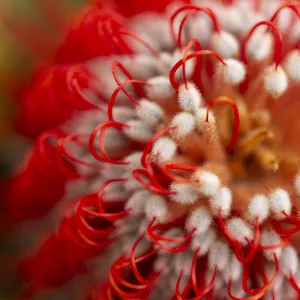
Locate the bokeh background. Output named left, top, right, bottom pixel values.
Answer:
left=0, top=1, right=87, bottom=297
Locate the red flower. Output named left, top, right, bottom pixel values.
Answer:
left=5, top=0, right=300, bottom=299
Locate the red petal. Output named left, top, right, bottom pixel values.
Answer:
left=114, top=0, right=190, bottom=17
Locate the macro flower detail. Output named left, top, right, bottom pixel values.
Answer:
left=6, top=0, right=300, bottom=299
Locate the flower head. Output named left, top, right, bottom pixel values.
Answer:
left=6, top=0, right=300, bottom=299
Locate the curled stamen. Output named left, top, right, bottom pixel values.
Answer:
left=241, top=21, right=283, bottom=68
left=58, top=133, right=101, bottom=169
left=206, top=96, right=240, bottom=153
left=118, top=31, right=161, bottom=58
left=112, top=61, right=144, bottom=100
left=269, top=3, right=300, bottom=25
left=289, top=272, right=300, bottom=295
left=130, top=234, right=160, bottom=285
left=190, top=248, right=217, bottom=299
left=228, top=254, right=279, bottom=300
left=160, top=163, right=197, bottom=183
left=170, top=5, right=220, bottom=48
left=182, top=39, right=202, bottom=88
left=108, top=80, right=149, bottom=121
left=147, top=217, right=195, bottom=253
left=89, top=121, right=128, bottom=165
left=169, top=50, right=226, bottom=90
left=97, top=179, right=130, bottom=221
left=132, top=168, right=173, bottom=195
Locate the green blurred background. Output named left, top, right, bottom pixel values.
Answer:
left=0, top=0, right=86, bottom=177
left=0, top=1, right=86, bottom=298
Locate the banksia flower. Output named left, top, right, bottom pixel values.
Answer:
left=7, top=0, right=300, bottom=299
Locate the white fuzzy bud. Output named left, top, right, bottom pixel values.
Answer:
left=113, top=106, right=136, bottom=123
left=152, top=137, right=177, bottom=165
left=269, top=188, right=291, bottom=220
left=264, top=66, right=288, bottom=98
left=246, top=31, right=272, bottom=62
left=280, top=245, right=299, bottom=277
left=174, top=251, right=193, bottom=277
left=190, top=228, right=216, bottom=256
left=145, top=195, right=168, bottom=222
left=129, top=55, right=159, bottom=80
left=124, top=152, right=142, bottom=171
left=178, top=83, right=202, bottom=113
left=136, top=99, right=164, bottom=126
left=226, top=217, right=254, bottom=246
left=194, top=170, right=221, bottom=197
left=211, top=31, right=239, bottom=58
left=170, top=112, right=195, bottom=139
left=146, top=76, right=175, bottom=101
left=260, top=229, right=282, bottom=260
left=220, top=59, right=246, bottom=84
left=170, top=183, right=199, bottom=205
left=123, top=175, right=143, bottom=191
left=209, top=186, right=232, bottom=218
left=247, top=194, right=269, bottom=224
left=294, top=173, right=300, bottom=196
left=284, top=50, right=300, bottom=82
left=195, top=107, right=216, bottom=130
left=209, top=240, right=230, bottom=271
left=222, top=254, right=242, bottom=282
left=125, top=189, right=151, bottom=215
left=124, top=120, right=154, bottom=143
left=185, top=207, right=212, bottom=235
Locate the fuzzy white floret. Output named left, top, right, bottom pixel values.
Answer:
left=124, top=120, right=154, bottom=143
left=269, top=188, right=291, bottom=220
left=178, top=83, right=202, bottom=113
left=264, top=263, right=284, bottom=292
left=226, top=217, right=254, bottom=246
left=136, top=99, right=164, bottom=126
left=211, top=31, right=239, bottom=58
left=146, top=76, right=175, bottom=101
left=246, top=31, right=272, bottom=62
left=170, top=112, right=195, bottom=139
left=153, top=254, right=172, bottom=275
left=205, top=269, right=223, bottom=292
left=284, top=50, right=300, bottom=82
left=152, top=137, right=177, bottom=165
left=145, top=195, right=168, bottom=222
left=188, top=14, right=212, bottom=47
left=195, top=107, right=216, bottom=129
left=129, top=55, right=159, bottom=80
left=174, top=251, right=194, bottom=277
left=157, top=52, right=174, bottom=76
left=170, top=183, right=199, bottom=205
left=101, top=165, right=125, bottom=179
left=123, top=175, right=143, bottom=191
left=247, top=194, right=269, bottom=224
left=102, top=181, right=130, bottom=202
left=190, top=228, right=216, bottom=256
left=194, top=170, right=221, bottom=197
left=113, top=106, right=136, bottom=123
left=221, top=59, right=246, bottom=85
left=125, top=190, right=151, bottom=215
left=185, top=207, right=212, bottom=235
left=124, top=152, right=142, bottom=171
left=260, top=229, right=282, bottom=260
left=208, top=240, right=230, bottom=271
left=264, top=66, right=288, bottom=98
left=209, top=186, right=232, bottom=218
left=280, top=245, right=299, bottom=277
left=295, top=173, right=300, bottom=196
left=102, top=127, right=129, bottom=157
left=222, top=254, right=242, bottom=282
